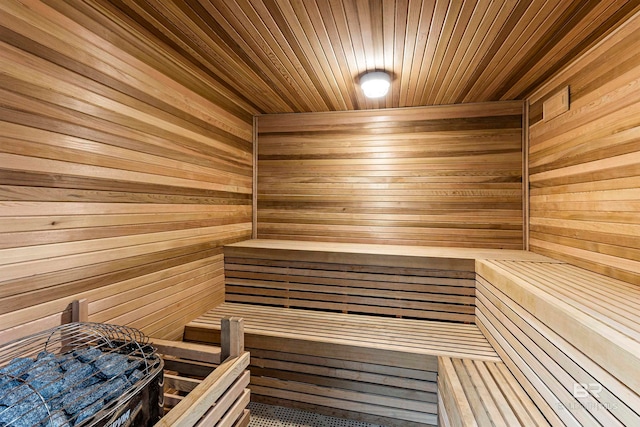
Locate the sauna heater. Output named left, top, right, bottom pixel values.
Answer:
left=0, top=323, right=164, bottom=427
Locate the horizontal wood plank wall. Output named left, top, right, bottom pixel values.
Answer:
left=0, top=0, right=253, bottom=341
left=527, top=10, right=640, bottom=284
left=256, top=102, right=524, bottom=249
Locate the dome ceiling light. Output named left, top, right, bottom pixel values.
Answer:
left=360, top=71, right=391, bottom=98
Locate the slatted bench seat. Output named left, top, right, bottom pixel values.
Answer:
left=223, top=239, right=554, bottom=324
left=438, top=357, right=551, bottom=426
left=185, top=302, right=501, bottom=427
left=476, top=260, right=640, bottom=427
left=183, top=239, right=640, bottom=427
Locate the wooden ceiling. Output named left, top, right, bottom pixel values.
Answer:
left=78, top=0, right=639, bottom=114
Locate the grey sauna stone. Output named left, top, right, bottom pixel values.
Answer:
left=74, top=348, right=103, bottom=364
left=127, top=368, right=144, bottom=385
left=0, top=395, right=47, bottom=427
left=103, top=376, right=130, bottom=403
left=0, top=358, right=34, bottom=379
left=27, top=370, right=64, bottom=400
left=72, top=399, right=102, bottom=425
left=62, top=381, right=109, bottom=414
left=0, top=382, right=39, bottom=407
left=57, top=355, right=79, bottom=372
left=93, top=353, right=129, bottom=379
left=46, top=410, right=71, bottom=427
left=62, top=363, right=95, bottom=391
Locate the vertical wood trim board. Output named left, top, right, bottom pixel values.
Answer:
left=0, top=1, right=253, bottom=341
left=252, top=115, right=259, bottom=239
left=256, top=102, right=524, bottom=249
left=523, top=101, right=531, bottom=251
left=527, top=9, right=640, bottom=284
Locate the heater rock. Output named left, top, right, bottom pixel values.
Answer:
left=125, top=359, right=143, bottom=375
left=127, top=368, right=144, bottom=385
left=27, top=370, right=64, bottom=400
left=59, top=359, right=85, bottom=376
left=0, top=394, right=47, bottom=427
left=73, top=399, right=103, bottom=425
left=93, top=353, right=129, bottom=379
left=57, top=355, right=78, bottom=372
left=74, top=348, right=103, bottom=364
left=26, top=361, right=64, bottom=399
left=0, top=357, right=34, bottom=379
left=62, top=363, right=96, bottom=391
left=0, top=382, right=40, bottom=407
left=63, top=381, right=110, bottom=415
left=47, top=410, right=71, bottom=427
left=37, top=351, right=57, bottom=362
left=103, top=376, right=130, bottom=403
left=29, top=359, right=61, bottom=378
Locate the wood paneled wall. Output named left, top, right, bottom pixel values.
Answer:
left=256, top=102, right=524, bottom=249
left=0, top=1, right=253, bottom=341
left=528, top=10, right=640, bottom=284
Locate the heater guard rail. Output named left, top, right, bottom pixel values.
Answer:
left=151, top=317, right=250, bottom=427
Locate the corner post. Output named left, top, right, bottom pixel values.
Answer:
left=221, top=317, right=244, bottom=361
left=72, top=299, right=89, bottom=322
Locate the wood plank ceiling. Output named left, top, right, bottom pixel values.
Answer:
left=75, top=0, right=640, bottom=114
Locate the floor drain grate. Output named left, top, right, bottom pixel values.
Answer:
left=247, top=402, right=387, bottom=427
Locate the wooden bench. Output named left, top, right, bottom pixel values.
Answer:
left=186, top=240, right=640, bottom=426
left=185, top=302, right=501, bottom=427
left=476, top=260, right=640, bottom=427
left=438, top=357, right=551, bottom=426
left=187, top=240, right=556, bottom=426
left=223, top=239, right=553, bottom=324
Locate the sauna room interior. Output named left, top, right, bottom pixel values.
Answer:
left=0, top=1, right=639, bottom=427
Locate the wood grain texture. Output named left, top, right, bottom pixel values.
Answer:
left=256, top=102, right=525, bottom=248
left=223, top=239, right=556, bottom=323
left=0, top=0, right=252, bottom=340
left=476, top=259, right=640, bottom=427
left=437, top=357, right=551, bottom=427
left=37, top=0, right=638, bottom=113
left=157, top=351, right=251, bottom=427
left=154, top=325, right=250, bottom=427
left=224, top=241, right=478, bottom=323
left=527, top=10, right=640, bottom=284
left=185, top=301, right=500, bottom=427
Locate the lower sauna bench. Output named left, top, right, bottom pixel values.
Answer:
left=437, top=357, right=550, bottom=426
left=183, top=302, right=502, bottom=427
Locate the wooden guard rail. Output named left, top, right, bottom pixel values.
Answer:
left=152, top=317, right=250, bottom=427
left=71, top=299, right=250, bottom=427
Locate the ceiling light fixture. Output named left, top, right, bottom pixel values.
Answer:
left=360, top=71, right=391, bottom=98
